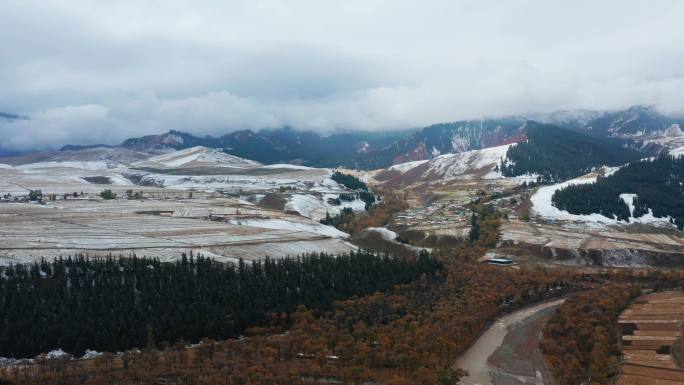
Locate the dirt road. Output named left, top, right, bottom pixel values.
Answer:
left=454, top=298, right=564, bottom=385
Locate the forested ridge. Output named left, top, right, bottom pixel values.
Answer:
left=500, top=123, right=642, bottom=183
left=0, top=251, right=440, bottom=358
left=552, top=153, right=684, bottom=229
left=1, top=261, right=582, bottom=385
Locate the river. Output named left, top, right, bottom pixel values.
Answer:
left=454, top=298, right=564, bottom=385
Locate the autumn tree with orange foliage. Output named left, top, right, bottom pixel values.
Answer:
left=334, top=188, right=409, bottom=235
left=539, top=284, right=641, bottom=385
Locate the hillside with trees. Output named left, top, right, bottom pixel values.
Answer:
left=551, top=153, right=684, bottom=229
left=540, top=285, right=642, bottom=385
left=0, top=251, right=440, bottom=358
left=331, top=171, right=368, bottom=191
left=500, top=122, right=642, bottom=183
left=1, top=260, right=582, bottom=385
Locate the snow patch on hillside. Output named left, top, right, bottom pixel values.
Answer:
left=136, top=146, right=261, bottom=168
left=531, top=175, right=603, bottom=222
left=429, top=144, right=511, bottom=178
left=262, top=164, right=315, bottom=170
left=285, top=193, right=367, bottom=221
left=389, top=159, right=429, bottom=172
left=672, top=146, right=684, bottom=158
left=46, top=349, right=70, bottom=359
left=619, top=193, right=675, bottom=226
left=388, top=144, right=513, bottom=176
left=365, top=227, right=398, bottom=241
left=603, top=166, right=620, bottom=177
left=620, top=193, right=637, bottom=216
left=227, top=218, right=348, bottom=239
left=383, top=143, right=541, bottom=185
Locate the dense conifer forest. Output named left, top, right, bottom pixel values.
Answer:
left=500, top=123, right=642, bottom=183
left=0, top=251, right=440, bottom=358
left=331, top=171, right=368, bottom=191
left=551, top=154, right=684, bottom=229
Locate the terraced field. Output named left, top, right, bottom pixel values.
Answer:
left=616, top=291, right=684, bottom=385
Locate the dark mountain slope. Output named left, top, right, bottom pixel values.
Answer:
left=363, top=119, right=526, bottom=167
left=118, top=128, right=413, bottom=168
left=120, top=130, right=214, bottom=151
left=500, top=122, right=643, bottom=182
left=116, top=120, right=527, bottom=169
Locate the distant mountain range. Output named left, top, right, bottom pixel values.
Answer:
left=3, top=106, right=683, bottom=169
left=547, top=106, right=684, bottom=137
left=117, top=127, right=414, bottom=169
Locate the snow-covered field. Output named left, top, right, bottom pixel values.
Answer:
left=17, top=161, right=112, bottom=171
left=0, top=162, right=137, bottom=195
left=0, top=147, right=373, bottom=263
left=0, top=146, right=369, bottom=221
left=0, top=199, right=356, bottom=266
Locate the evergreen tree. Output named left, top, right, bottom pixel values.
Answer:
left=468, top=213, right=480, bottom=242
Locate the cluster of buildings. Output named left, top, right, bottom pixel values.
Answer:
left=393, top=199, right=471, bottom=232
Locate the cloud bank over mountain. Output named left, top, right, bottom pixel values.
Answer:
left=2, top=0, right=684, bottom=150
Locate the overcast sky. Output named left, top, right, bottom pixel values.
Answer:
left=2, top=0, right=684, bottom=150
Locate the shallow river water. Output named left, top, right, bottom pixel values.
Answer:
left=454, top=298, right=565, bottom=385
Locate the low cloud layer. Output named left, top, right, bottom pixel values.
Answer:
left=2, top=0, right=684, bottom=150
